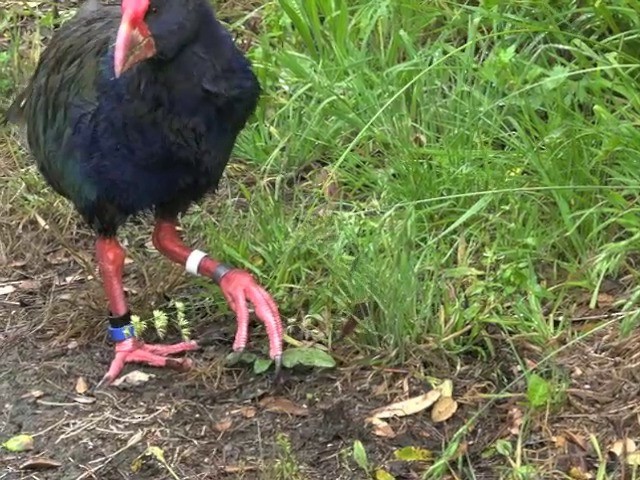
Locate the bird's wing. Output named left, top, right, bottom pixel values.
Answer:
left=6, top=3, right=120, bottom=201
left=0, top=0, right=118, bottom=125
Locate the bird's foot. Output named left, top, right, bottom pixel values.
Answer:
left=218, top=268, right=284, bottom=379
left=151, top=222, right=285, bottom=378
left=96, top=338, right=199, bottom=389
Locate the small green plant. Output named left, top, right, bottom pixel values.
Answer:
left=130, top=300, right=191, bottom=341
left=493, top=438, right=538, bottom=480
left=265, top=433, right=304, bottom=480
left=131, top=445, right=181, bottom=480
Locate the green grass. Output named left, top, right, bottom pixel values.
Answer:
left=188, top=0, right=640, bottom=363
left=3, top=0, right=640, bottom=477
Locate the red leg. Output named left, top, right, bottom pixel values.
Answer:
left=96, top=236, right=128, bottom=316
left=95, top=237, right=198, bottom=387
left=152, top=219, right=283, bottom=366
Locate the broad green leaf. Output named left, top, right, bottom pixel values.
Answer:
left=352, top=440, right=369, bottom=471
left=2, top=434, right=34, bottom=452
left=254, top=358, right=273, bottom=374
left=495, top=439, right=512, bottom=457
left=282, top=347, right=336, bottom=369
left=527, top=373, right=551, bottom=407
left=226, top=351, right=257, bottom=366
left=393, top=446, right=433, bottom=462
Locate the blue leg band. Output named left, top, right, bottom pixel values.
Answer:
left=108, top=323, right=136, bottom=342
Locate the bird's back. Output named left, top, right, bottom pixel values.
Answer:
left=6, top=1, right=120, bottom=204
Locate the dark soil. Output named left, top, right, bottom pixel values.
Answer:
left=2, top=219, right=640, bottom=480
left=0, top=219, right=480, bottom=480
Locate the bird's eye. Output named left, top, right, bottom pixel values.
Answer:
left=150, top=6, right=158, bottom=14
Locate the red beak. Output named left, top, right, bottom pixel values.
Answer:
left=114, top=13, right=156, bottom=78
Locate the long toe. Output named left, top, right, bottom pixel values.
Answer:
left=141, top=340, right=199, bottom=356
left=126, top=349, right=194, bottom=371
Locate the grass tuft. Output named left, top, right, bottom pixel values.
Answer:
left=190, top=0, right=640, bottom=362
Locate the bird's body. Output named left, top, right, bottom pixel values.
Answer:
left=5, top=0, right=283, bottom=385
left=12, top=0, right=260, bottom=236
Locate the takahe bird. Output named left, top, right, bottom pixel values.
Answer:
left=4, top=0, right=284, bottom=386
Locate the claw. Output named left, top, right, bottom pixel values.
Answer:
left=274, top=354, right=282, bottom=377
left=219, top=269, right=284, bottom=372
left=93, top=374, right=111, bottom=392
left=272, top=354, right=284, bottom=386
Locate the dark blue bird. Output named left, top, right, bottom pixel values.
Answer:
left=5, top=0, right=284, bottom=386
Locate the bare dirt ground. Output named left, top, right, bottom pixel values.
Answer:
left=2, top=191, right=640, bottom=479
left=0, top=209, right=478, bottom=480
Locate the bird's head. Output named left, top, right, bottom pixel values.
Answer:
left=114, top=0, right=208, bottom=78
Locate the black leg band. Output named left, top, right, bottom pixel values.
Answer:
left=212, top=263, right=234, bottom=284
left=108, top=311, right=132, bottom=328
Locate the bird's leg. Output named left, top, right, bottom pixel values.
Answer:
left=152, top=219, right=283, bottom=373
left=95, top=236, right=198, bottom=387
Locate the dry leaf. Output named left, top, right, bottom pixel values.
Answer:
left=75, top=377, right=89, bottom=394
left=507, top=407, right=524, bottom=436
left=214, top=418, right=233, bottom=433
left=431, top=396, right=458, bottom=423
left=567, top=466, right=592, bottom=480
left=112, top=370, right=155, bottom=388
left=370, top=390, right=441, bottom=420
left=597, top=292, right=615, bottom=307
left=365, top=418, right=396, bottom=438
left=18, top=279, right=40, bottom=290
left=259, top=396, right=309, bottom=416
left=0, top=285, right=16, bottom=295
left=19, top=458, right=62, bottom=470
left=553, top=435, right=567, bottom=449
left=609, top=438, right=637, bottom=457
left=231, top=406, right=257, bottom=418
left=565, top=431, right=588, bottom=451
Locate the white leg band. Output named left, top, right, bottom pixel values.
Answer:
left=185, top=249, right=207, bottom=276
